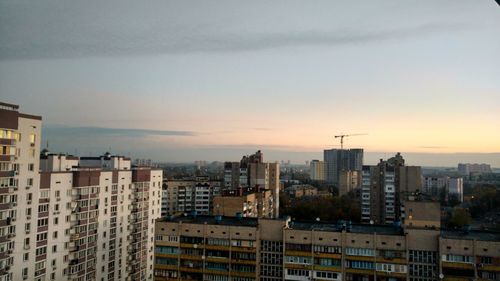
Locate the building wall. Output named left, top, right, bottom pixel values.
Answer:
left=155, top=216, right=500, bottom=281
left=0, top=103, right=42, bottom=281
left=323, top=149, right=363, bottom=185
left=310, top=160, right=326, bottom=181
left=338, top=170, right=360, bottom=197
left=448, top=178, right=464, bottom=202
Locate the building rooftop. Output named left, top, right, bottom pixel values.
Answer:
left=289, top=220, right=404, bottom=236
left=441, top=229, right=500, bottom=242
left=159, top=214, right=261, bottom=227
left=158, top=215, right=500, bottom=240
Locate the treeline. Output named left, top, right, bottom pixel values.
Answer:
left=280, top=193, right=361, bottom=222
left=468, top=184, right=500, bottom=218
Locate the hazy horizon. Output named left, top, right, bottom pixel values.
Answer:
left=1, top=0, right=499, bottom=165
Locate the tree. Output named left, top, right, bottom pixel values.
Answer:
left=448, top=208, right=472, bottom=228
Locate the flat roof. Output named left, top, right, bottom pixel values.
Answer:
left=159, top=215, right=260, bottom=227
left=441, top=229, right=500, bottom=242
left=289, top=221, right=404, bottom=236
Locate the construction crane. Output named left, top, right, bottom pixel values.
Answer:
left=334, top=133, right=367, bottom=149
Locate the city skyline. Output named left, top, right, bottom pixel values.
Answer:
left=1, top=0, right=499, bottom=165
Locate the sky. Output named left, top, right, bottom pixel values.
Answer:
left=1, top=0, right=499, bottom=166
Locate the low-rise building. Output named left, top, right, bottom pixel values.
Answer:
left=284, top=184, right=318, bottom=198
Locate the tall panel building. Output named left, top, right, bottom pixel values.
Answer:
left=0, top=102, right=42, bottom=281
left=323, top=149, right=363, bottom=185
left=309, top=160, right=326, bottom=181
left=223, top=151, right=280, bottom=218
left=361, top=153, right=422, bottom=224
left=0, top=102, right=163, bottom=281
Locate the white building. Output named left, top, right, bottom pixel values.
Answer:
left=161, top=178, right=221, bottom=217
left=0, top=102, right=42, bottom=281
left=423, top=176, right=449, bottom=196
left=0, top=102, right=163, bottom=281
left=448, top=178, right=464, bottom=202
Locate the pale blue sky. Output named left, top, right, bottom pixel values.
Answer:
left=1, top=0, right=499, bottom=165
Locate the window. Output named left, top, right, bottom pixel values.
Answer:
left=29, top=133, right=36, bottom=145
left=37, top=218, right=49, bottom=227
left=27, top=178, right=34, bottom=186
left=37, top=232, right=48, bottom=241
left=36, top=246, right=47, bottom=256
left=40, top=190, right=49, bottom=199
left=28, top=163, right=35, bottom=171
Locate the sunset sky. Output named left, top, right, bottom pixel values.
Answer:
left=1, top=0, right=499, bottom=165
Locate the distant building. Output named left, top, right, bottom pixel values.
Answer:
left=448, top=177, right=464, bottom=202
left=161, top=177, right=222, bottom=216
left=309, top=160, right=326, bottom=181
left=423, top=176, right=449, bottom=196
left=361, top=153, right=422, bottom=224
left=285, top=184, right=317, bottom=198
left=223, top=151, right=280, bottom=218
left=213, top=187, right=274, bottom=218
left=135, top=158, right=153, bottom=166
left=323, top=148, right=363, bottom=185
left=423, top=176, right=464, bottom=202
left=458, top=163, right=492, bottom=175
left=338, top=170, right=361, bottom=196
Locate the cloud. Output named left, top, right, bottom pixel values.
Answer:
left=0, top=0, right=467, bottom=61
left=43, top=126, right=196, bottom=137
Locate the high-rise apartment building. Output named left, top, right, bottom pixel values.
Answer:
left=448, top=178, right=464, bottom=202
left=423, top=176, right=464, bottom=202
left=323, top=149, right=363, bottom=185
left=154, top=214, right=500, bottom=281
left=0, top=102, right=163, bottom=281
left=309, top=160, right=326, bottom=181
left=223, top=151, right=280, bottom=218
left=213, top=187, right=275, bottom=218
left=0, top=102, right=42, bottom=281
left=423, top=176, right=450, bottom=196
left=161, top=177, right=222, bottom=217
left=338, top=170, right=361, bottom=197
left=361, top=153, right=422, bottom=224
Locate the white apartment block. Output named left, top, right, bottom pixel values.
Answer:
left=0, top=102, right=42, bottom=281
left=423, top=176, right=449, bottom=196
left=161, top=178, right=221, bottom=217
left=0, top=102, right=163, bottom=281
left=448, top=177, right=464, bottom=202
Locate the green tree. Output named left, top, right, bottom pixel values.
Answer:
left=448, top=208, right=472, bottom=227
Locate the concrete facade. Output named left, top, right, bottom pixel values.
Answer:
left=154, top=215, right=500, bottom=281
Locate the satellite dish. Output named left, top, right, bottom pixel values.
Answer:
left=316, top=217, right=320, bottom=222
left=370, top=220, right=374, bottom=225
left=439, top=273, right=444, bottom=279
